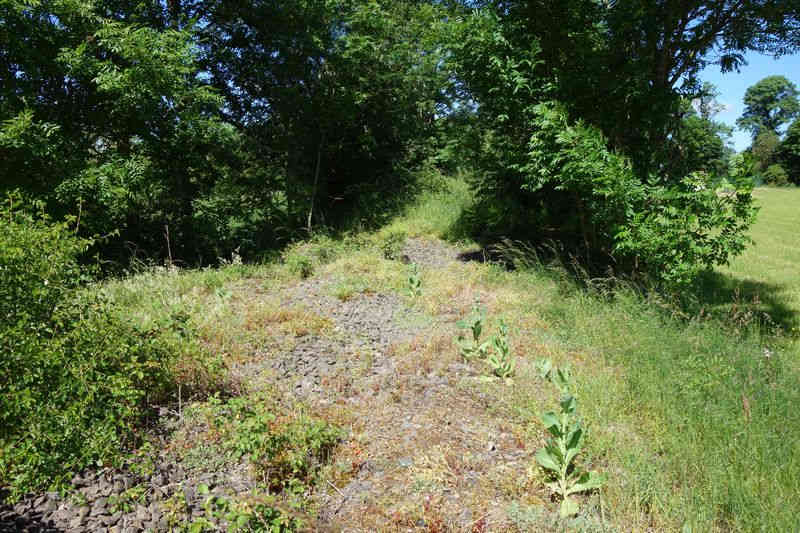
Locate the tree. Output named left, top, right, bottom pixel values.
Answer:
left=0, top=0, right=248, bottom=263
left=668, top=84, right=733, bottom=177
left=751, top=129, right=781, bottom=172
left=448, top=3, right=766, bottom=283
left=778, top=119, right=800, bottom=184
left=195, top=0, right=449, bottom=231
left=736, top=75, right=800, bottom=138
left=473, top=1, right=800, bottom=178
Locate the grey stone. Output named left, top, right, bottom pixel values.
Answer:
left=182, top=485, right=195, bottom=504
left=102, top=512, right=121, bottom=526
left=69, top=516, right=85, bottom=529
left=135, top=504, right=150, bottom=522
left=149, top=502, right=161, bottom=524
left=52, top=508, right=71, bottom=523
left=91, top=497, right=108, bottom=516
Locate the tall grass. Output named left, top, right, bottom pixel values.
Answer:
left=403, top=176, right=800, bottom=531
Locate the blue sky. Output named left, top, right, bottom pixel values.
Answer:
left=699, top=52, right=800, bottom=152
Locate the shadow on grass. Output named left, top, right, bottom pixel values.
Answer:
left=445, top=204, right=800, bottom=334
left=691, top=270, right=799, bottom=334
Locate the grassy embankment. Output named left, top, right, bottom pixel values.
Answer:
left=100, top=179, right=799, bottom=531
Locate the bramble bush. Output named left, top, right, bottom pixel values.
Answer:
left=0, top=196, right=187, bottom=498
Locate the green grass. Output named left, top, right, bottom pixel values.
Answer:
left=397, top=178, right=800, bottom=531
left=61, top=176, right=800, bottom=531
left=714, top=187, right=800, bottom=333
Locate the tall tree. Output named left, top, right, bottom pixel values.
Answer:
left=195, top=0, right=448, bottom=230
left=486, top=0, right=800, bottom=176
left=778, top=119, right=800, bottom=184
left=736, top=75, right=800, bottom=138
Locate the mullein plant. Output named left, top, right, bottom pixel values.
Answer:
left=487, top=319, right=514, bottom=377
left=455, top=300, right=490, bottom=360
left=407, top=263, right=422, bottom=297
left=535, top=359, right=605, bottom=517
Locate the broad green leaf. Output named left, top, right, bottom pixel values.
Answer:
left=565, top=428, right=583, bottom=464
left=535, top=358, right=553, bottom=379
left=540, top=412, right=561, bottom=437
left=560, top=394, right=576, bottom=414
left=566, top=471, right=606, bottom=495
left=535, top=448, right=561, bottom=472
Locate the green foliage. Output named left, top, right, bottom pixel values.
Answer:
left=187, top=485, right=300, bottom=532
left=0, top=197, right=189, bottom=498
left=380, top=231, right=407, bottom=261
left=188, top=393, right=341, bottom=496
left=487, top=320, right=514, bottom=378
left=615, top=172, right=758, bottom=286
left=107, top=485, right=147, bottom=514
left=447, top=2, right=775, bottom=285
left=737, top=75, right=800, bottom=138
left=454, top=304, right=514, bottom=376
left=751, top=129, right=781, bottom=172
left=672, top=114, right=731, bottom=177
left=535, top=360, right=605, bottom=518
left=762, top=164, right=790, bottom=186
left=777, top=119, right=800, bottom=184
left=286, top=254, right=314, bottom=280
left=407, top=263, right=422, bottom=298
left=455, top=301, right=490, bottom=361
left=2, top=0, right=448, bottom=265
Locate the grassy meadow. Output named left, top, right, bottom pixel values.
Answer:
left=717, top=187, right=800, bottom=334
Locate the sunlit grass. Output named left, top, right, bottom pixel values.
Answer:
left=397, top=177, right=800, bottom=531
left=100, top=176, right=800, bottom=531
left=719, top=187, right=800, bottom=333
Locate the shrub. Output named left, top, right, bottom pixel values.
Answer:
left=0, top=196, right=181, bottom=498
left=467, top=101, right=757, bottom=286
left=762, top=163, right=790, bottom=186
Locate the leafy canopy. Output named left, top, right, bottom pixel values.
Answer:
left=737, top=75, right=800, bottom=138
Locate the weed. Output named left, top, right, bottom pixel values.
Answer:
left=487, top=320, right=515, bottom=378
left=535, top=359, right=604, bottom=518
left=380, top=230, right=407, bottom=260
left=108, top=484, right=146, bottom=514
left=162, top=486, right=190, bottom=528
left=455, top=300, right=490, bottom=360
left=286, top=254, right=313, bottom=279
left=333, top=278, right=371, bottom=301
left=179, top=392, right=341, bottom=495
left=408, top=263, right=422, bottom=297
left=185, top=485, right=300, bottom=532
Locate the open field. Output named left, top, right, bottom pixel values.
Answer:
left=717, top=187, right=800, bottom=334
left=4, top=181, right=799, bottom=532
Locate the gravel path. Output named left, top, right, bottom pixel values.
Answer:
left=0, top=236, right=494, bottom=532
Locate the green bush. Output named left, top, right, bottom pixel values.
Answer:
left=0, top=197, right=179, bottom=498
left=762, top=163, right=790, bottom=186
left=467, top=101, right=757, bottom=285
